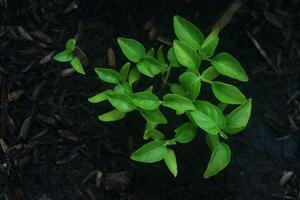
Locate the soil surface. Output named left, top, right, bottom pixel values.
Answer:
left=1, top=0, right=300, bottom=200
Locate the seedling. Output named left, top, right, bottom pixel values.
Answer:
left=53, top=38, right=85, bottom=75
left=89, top=15, right=252, bottom=178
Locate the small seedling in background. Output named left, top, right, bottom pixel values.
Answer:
left=89, top=15, right=252, bottom=178
left=53, top=38, right=85, bottom=75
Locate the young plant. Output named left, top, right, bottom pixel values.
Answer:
left=53, top=38, right=85, bottom=75
left=89, top=15, right=252, bottom=178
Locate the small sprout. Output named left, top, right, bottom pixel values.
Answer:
left=88, top=15, right=252, bottom=178
left=53, top=38, right=85, bottom=75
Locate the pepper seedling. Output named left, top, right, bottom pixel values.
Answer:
left=53, top=38, right=85, bottom=75
left=89, top=15, right=252, bottom=178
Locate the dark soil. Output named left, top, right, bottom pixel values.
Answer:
left=1, top=0, right=300, bottom=199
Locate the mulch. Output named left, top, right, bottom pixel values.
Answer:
left=0, top=0, right=299, bottom=199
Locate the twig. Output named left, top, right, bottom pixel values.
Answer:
left=246, top=31, right=279, bottom=75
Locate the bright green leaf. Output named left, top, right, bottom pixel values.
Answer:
left=130, top=140, right=167, bottom=163
left=167, top=47, right=181, bottom=67
left=201, top=28, right=219, bottom=58
left=53, top=50, right=73, bottom=62
left=212, top=81, right=246, bottom=104
left=173, top=40, right=201, bottom=69
left=204, top=142, right=231, bottom=178
left=224, top=99, right=252, bottom=134
left=139, top=109, right=167, bottom=124
left=120, top=62, right=131, bottom=82
left=173, top=15, right=204, bottom=50
left=88, top=89, right=113, bottom=103
left=106, top=93, right=135, bottom=112
left=194, top=100, right=225, bottom=128
left=114, top=83, right=132, bottom=96
left=117, top=37, right=145, bottom=62
left=201, top=66, right=219, bottom=81
left=175, top=122, right=197, bottom=143
left=137, top=56, right=167, bottom=78
left=179, top=72, right=201, bottom=101
left=95, top=68, right=121, bottom=84
left=98, top=109, right=126, bottom=122
left=128, top=68, right=140, bottom=86
left=70, top=57, right=85, bottom=75
left=205, top=135, right=219, bottom=151
left=190, top=110, right=218, bottom=135
left=164, top=148, right=178, bottom=177
left=170, top=84, right=187, bottom=96
left=157, top=46, right=165, bottom=64
left=211, top=53, right=248, bottom=82
left=133, top=91, right=160, bottom=110
left=66, top=38, right=76, bottom=51
left=144, top=129, right=165, bottom=140
left=163, top=94, right=196, bottom=112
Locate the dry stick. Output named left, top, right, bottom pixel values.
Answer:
left=214, top=0, right=244, bottom=30
left=246, top=31, right=279, bottom=75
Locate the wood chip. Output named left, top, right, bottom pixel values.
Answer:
left=107, top=47, right=116, bottom=67
left=143, top=18, right=156, bottom=31
left=19, top=116, right=32, bottom=140
left=156, top=36, right=172, bottom=46
left=18, top=26, right=34, bottom=41
left=280, top=171, right=294, bottom=186
left=58, top=129, right=78, bottom=141
left=8, top=90, right=24, bottom=102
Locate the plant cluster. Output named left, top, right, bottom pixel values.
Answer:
left=53, top=38, right=85, bottom=75
left=54, top=15, right=252, bottom=178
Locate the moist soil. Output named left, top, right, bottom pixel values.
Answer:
left=0, top=0, right=300, bottom=199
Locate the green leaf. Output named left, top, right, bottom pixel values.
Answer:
left=128, top=68, right=140, bottom=86
left=179, top=72, right=201, bottom=101
left=139, top=109, right=167, bottom=124
left=194, top=100, right=225, bottom=128
left=106, top=93, right=135, bottom=112
left=98, top=109, right=126, bottom=122
left=70, top=57, right=85, bottom=75
left=173, top=40, right=201, bottom=69
left=137, top=56, right=167, bottom=78
left=53, top=50, right=73, bottom=62
left=144, top=129, right=165, bottom=140
left=66, top=38, right=76, bottom=51
left=162, top=94, right=196, bottom=112
left=190, top=111, right=218, bottom=136
left=173, top=15, right=204, bottom=50
left=212, top=81, right=246, bottom=104
left=147, top=48, right=155, bottom=57
left=201, top=28, right=219, bottom=58
left=201, top=66, right=219, bottom=81
left=175, top=122, right=197, bottom=143
left=205, top=135, right=219, bottom=151
left=114, top=83, right=132, bottom=96
left=88, top=89, right=113, bottom=103
left=130, top=140, right=167, bottom=163
left=120, top=62, right=131, bottom=82
left=157, top=46, right=165, bottom=64
left=117, top=37, right=145, bottom=62
left=145, top=121, right=157, bottom=131
left=204, top=142, right=231, bottom=178
left=167, top=47, right=181, bottom=67
left=211, top=53, right=248, bottom=82
left=224, top=99, right=252, bottom=134
left=170, top=84, right=187, bottom=96
left=95, top=68, right=121, bottom=84
left=164, top=148, right=178, bottom=177
left=133, top=91, right=160, bottom=110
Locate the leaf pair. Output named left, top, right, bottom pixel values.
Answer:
left=118, top=38, right=167, bottom=78
left=130, top=140, right=178, bottom=177
left=53, top=39, right=85, bottom=75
